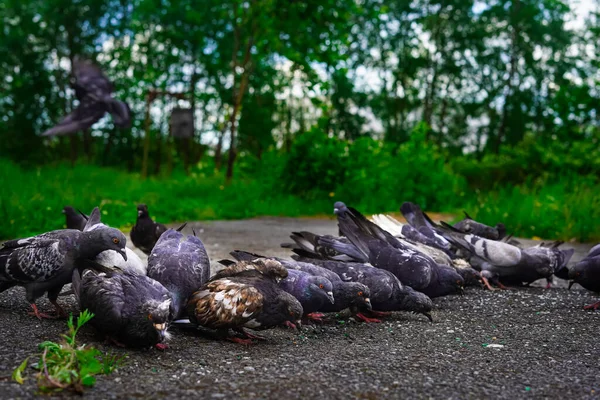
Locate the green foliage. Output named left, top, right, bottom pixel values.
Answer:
left=12, top=310, right=122, bottom=394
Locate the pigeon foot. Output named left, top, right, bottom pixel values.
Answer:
left=480, top=277, right=497, bottom=291
left=227, top=337, right=253, bottom=345
left=50, top=300, right=68, bottom=318
left=583, top=301, right=600, bottom=311
left=155, top=343, right=169, bottom=351
left=368, top=311, right=392, bottom=318
left=304, top=313, right=327, bottom=323
left=355, top=313, right=382, bottom=323
left=235, top=328, right=266, bottom=340
left=28, top=304, right=60, bottom=320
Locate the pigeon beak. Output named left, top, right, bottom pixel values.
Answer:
left=423, top=312, right=433, bottom=323
left=119, top=249, right=128, bottom=261
left=326, top=291, right=335, bottom=304
left=364, top=297, right=372, bottom=311
left=459, top=287, right=465, bottom=296
left=295, top=319, right=302, bottom=329
left=153, top=323, right=167, bottom=340
left=568, top=281, right=575, bottom=290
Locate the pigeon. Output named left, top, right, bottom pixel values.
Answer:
left=400, top=202, right=451, bottom=250
left=130, top=204, right=168, bottom=254
left=336, top=209, right=464, bottom=297
left=453, top=211, right=506, bottom=240
left=42, top=56, right=131, bottom=137
left=567, top=244, right=600, bottom=310
left=147, top=227, right=210, bottom=319
left=63, top=207, right=146, bottom=276
left=292, top=257, right=433, bottom=322
left=62, top=206, right=87, bottom=231
left=230, top=250, right=374, bottom=321
left=0, top=207, right=127, bottom=319
left=277, top=268, right=335, bottom=320
left=72, top=268, right=173, bottom=349
left=186, top=259, right=303, bottom=344
left=283, top=231, right=367, bottom=263
left=436, top=222, right=574, bottom=289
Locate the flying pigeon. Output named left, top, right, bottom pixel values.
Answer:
left=63, top=206, right=87, bottom=231
left=72, top=268, right=173, bottom=349
left=436, top=222, right=574, bottom=289
left=63, top=207, right=146, bottom=276
left=293, top=257, right=433, bottom=322
left=0, top=207, right=127, bottom=319
left=230, top=251, right=374, bottom=322
left=186, top=259, right=303, bottom=344
left=130, top=204, right=168, bottom=254
left=453, top=211, right=506, bottom=240
left=42, top=57, right=131, bottom=137
left=147, top=227, right=210, bottom=319
left=566, top=245, right=600, bottom=310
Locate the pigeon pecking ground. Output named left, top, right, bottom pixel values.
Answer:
left=0, top=217, right=598, bottom=399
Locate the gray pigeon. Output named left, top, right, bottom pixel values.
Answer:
left=400, top=202, right=451, bottom=250
left=437, top=222, right=574, bottom=289
left=186, top=259, right=303, bottom=344
left=230, top=250, right=374, bottom=322
left=453, top=211, right=506, bottom=240
left=130, top=204, right=168, bottom=255
left=567, top=244, right=600, bottom=310
left=278, top=269, right=335, bottom=321
left=293, top=257, right=433, bottom=322
left=64, top=207, right=146, bottom=276
left=337, top=210, right=464, bottom=298
left=72, top=268, right=173, bottom=349
left=0, top=207, right=127, bottom=319
left=42, top=57, right=131, bottom=136
left=147, top=227, right=210, bottom=319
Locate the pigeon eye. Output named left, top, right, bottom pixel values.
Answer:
left=456, top=280, right=461, bottom=285
left=319, top=284, right=324, bottom=289
left=358, top=291, right=363, bottom=297
left=112, top=238, right=120, bottom=244
left=289, top=311, right=294, bottom=316
left=148, top=314, right=152, bottom=320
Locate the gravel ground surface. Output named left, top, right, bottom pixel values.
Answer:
left=0, top=217, right=598, bottom=399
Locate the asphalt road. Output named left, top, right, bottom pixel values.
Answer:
left=0, top=217, right=598, bottom=399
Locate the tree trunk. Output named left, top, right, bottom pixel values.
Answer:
left=215, top=119, right=228, bottom=170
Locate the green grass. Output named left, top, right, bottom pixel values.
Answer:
left=12, top=310, right=122, bottom=394
left=1, top=158, right=599, bottom=242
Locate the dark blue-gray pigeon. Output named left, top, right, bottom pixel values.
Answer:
left=278, top=269, right=334, bottom=321
left=400, top=202, right=451, bottom=250
left=337, top=210, right=464, bottom=297
left=437, top=222, right=574, bottom=289
left=229, top=250, right=374, bottom=322
left=130, top=204, right=168, bottom=255
left=63, top=206, right=87, bottom=231
left=566, top=244, right=600, bottom=310
left=64, top=207, right=146, bottom=276
left=186, top=259, right=303, bottom=344
left=0, top=207, right=127, bottom=319
left=147, top=227, right=210, bottom=319
left=292, top=257, right=433, bottom=322
left=42, top=57, right=131, bottom=137
left=72, top=268, right=173, bottom=349
left=453, top=211, right=506, bottom=240
left=283, top=231, right=367, bottom=263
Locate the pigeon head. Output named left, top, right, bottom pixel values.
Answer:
left=278, top=291, right=303, bottom=328
left=496, top=223, right=507, bottom=239
left=456, top=267, right=482, bottom=287
left=81, top=227, right=128, bottom=261
left=62, top=206, right=76, bottom=215
left=400, top=286, right=434, bottom=322
left=143, top=298, right=173, bottom=342
left=333, top=201, right=348, bottom=215
left=439, top=267, right=465, bottom=295
left=344, top=282, right=371, bottom=310
left=137, top=204, right=149, bottom=218
left=307, top=276, right=335, bottom=304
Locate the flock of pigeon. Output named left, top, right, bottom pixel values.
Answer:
left=0, top=201, right=598, bottom=349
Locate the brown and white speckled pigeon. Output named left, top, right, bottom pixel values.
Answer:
left=0, top=208, right=127, bottom=319
left=42, top=57, right=131, bottom=137
left=130, top=204, right=167, bottom=255
left=147, top=228, right=210, bottom=319
left=72, top=268, right=173, bottom=349
left=186, top=259, right=303, bottom=344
